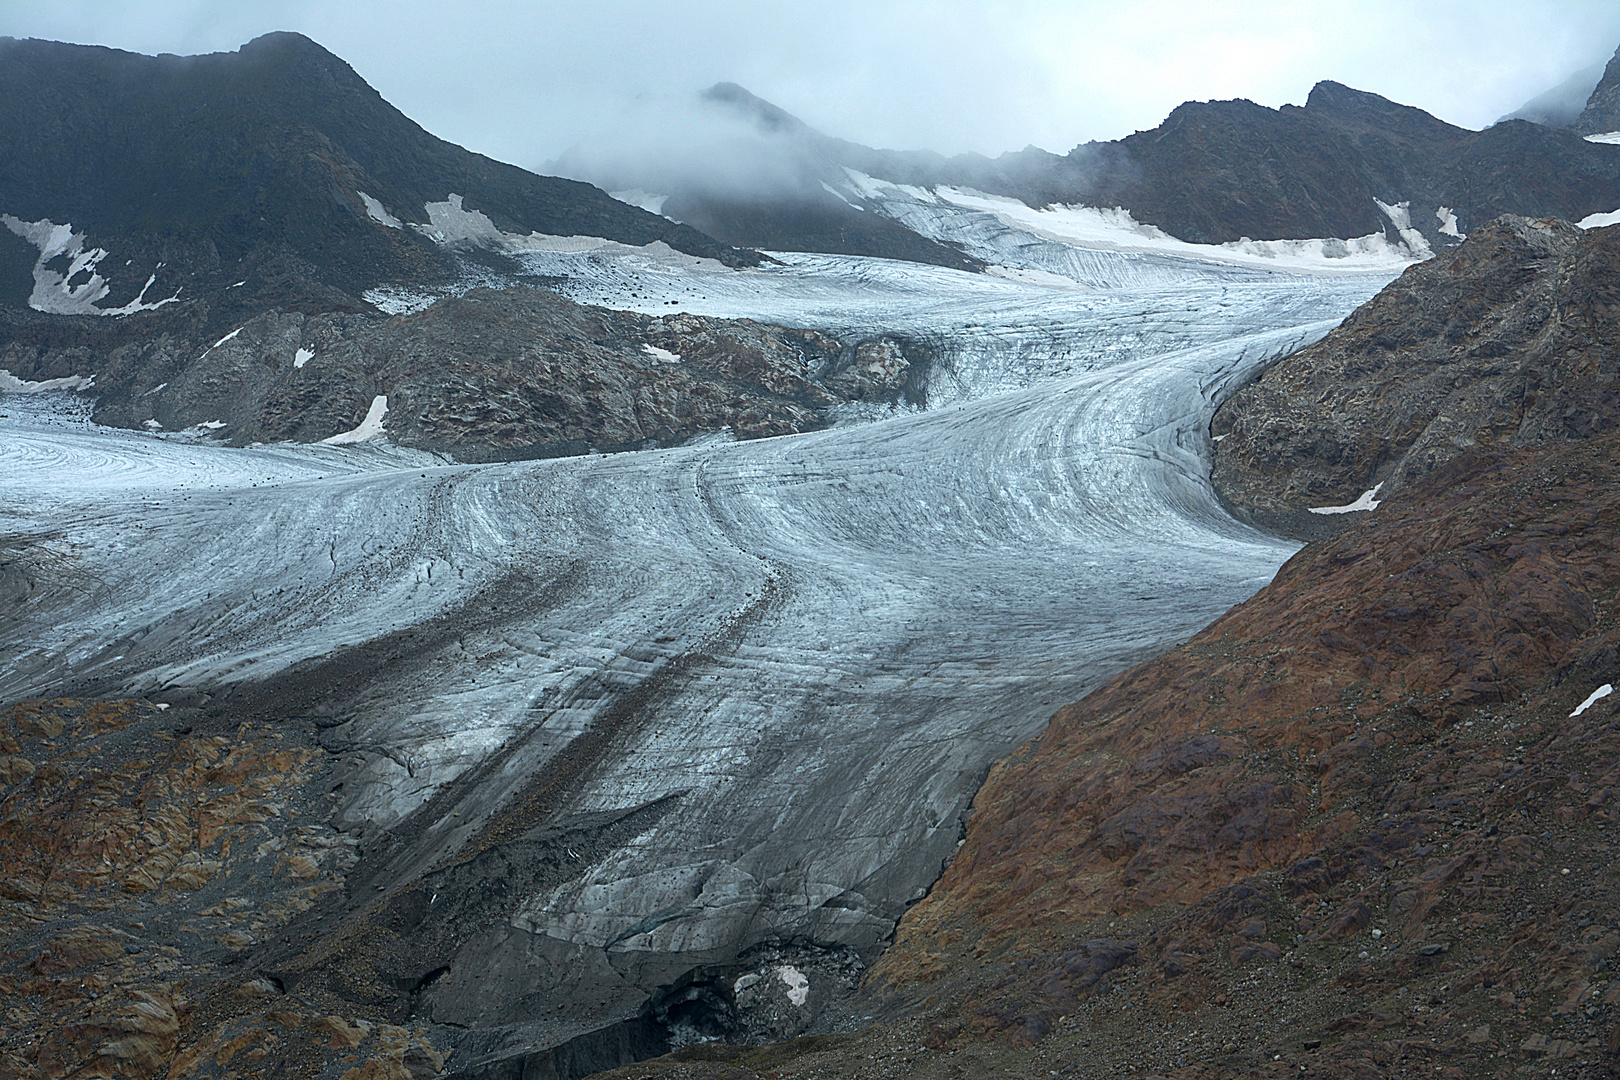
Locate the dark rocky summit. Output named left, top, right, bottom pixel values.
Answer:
left=1211, top=216, right=1620, bottom=539
left=1045, top=82, right=1620, bottom=248
left=0, top=32, right=755, bottom=308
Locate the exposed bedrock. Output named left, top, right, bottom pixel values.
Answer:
left=1211, top=216, right=1620, bottom=539
left=0, top=32, right=755, bottom=310
left=2, top=285, right=931, bottom=456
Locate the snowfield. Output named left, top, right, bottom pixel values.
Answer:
left=0, top=239, right=1395, bottom=1044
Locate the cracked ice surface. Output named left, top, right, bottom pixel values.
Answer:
left=0, top=252, right=1392, bottom=1017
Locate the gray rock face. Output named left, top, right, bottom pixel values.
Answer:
left=1573, top=46, right=1620, bottom=135
left=7, top=285, right=929, bottom=457
left=1211, top=215, right=1620, bottom=538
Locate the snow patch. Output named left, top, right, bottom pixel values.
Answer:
left=197, top=420, right=227, bottom=430
left=211, top=327, right=243, bottom=350
left=776, top=965, right=809, bottom=1006
left=842, top=169, right=937, bottom=205
left=357, top=191, right=403, bottom=229
left=321, top=395, right=389, bottom=444
left=642, top=344, right=682, bottom=364
left=294, top=348, right=315, bottom=369
left=1579, top=209, right=1620, bottom=230
left=1572, top=684, right=1614, bottom=717
left=820, top=181, right=864, bottom=211
left=1373, top=200, right=1434, bottom=258
left=142, top=419, right=163, bottom=430
left=859, top=181, right=1429, bottom=274
left=412, top=195, right=727, bottom=276
left=1584, top=132, right=1620, bottom=145
left=364, top=286, right=440, bottom=315
left=609, top=189, right=670, bottom=216
left=1436, top=207, right=1464, bottom=239
left=0, top=369, right=95, bottom=393
left=1309, top=482, right=1383, bottom=515
left=1, top=214, right=181, bottom=316
left=416, top=194, right=510, bottom=246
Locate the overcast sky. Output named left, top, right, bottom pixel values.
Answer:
left=6, top=0, right=1620, bottom=171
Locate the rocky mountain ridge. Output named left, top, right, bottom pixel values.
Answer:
left=0, top=34, right=960, bottom=456
left=1574, top=44, right=1620, bottom=136
left=563, top=74, right=1620, bottom=264
left=0, top=32, right=756, bottom=314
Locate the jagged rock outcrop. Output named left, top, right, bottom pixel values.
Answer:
left=0, top=698, right=453, bottom=1080
left=1573, top=44, right=1620, bottom=136
left=3, top=283, right=923, bottom=457
left=1209, top=216, right=1620, bottom=538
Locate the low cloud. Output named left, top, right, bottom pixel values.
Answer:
left=4, top=0, right=1620, bottom=177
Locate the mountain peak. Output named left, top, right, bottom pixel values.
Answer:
left=700, top=82, right=810, bottom=136
left=1302, top=79, right=1461, bottom=138
left=1303, top=79, right=1404, bottom=114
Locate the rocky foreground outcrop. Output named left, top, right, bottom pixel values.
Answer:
left=2, top=284, right=929, bottom=457
left=1211, top=216, right=1620, bottom=539
left=0, top=698, right=450, bottom=1080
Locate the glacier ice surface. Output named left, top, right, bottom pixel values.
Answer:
left=0, top=238, right=1399, bottom=1039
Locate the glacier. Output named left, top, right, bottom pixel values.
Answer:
left=0, top=228, right=1397, bottom=1059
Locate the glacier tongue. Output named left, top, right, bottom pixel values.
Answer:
left=0, top=247, right=1392, bottom=1051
